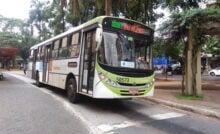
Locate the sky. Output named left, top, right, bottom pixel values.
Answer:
left=0, top=0, right=31, bottom=20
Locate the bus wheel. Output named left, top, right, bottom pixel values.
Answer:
left=67, top=78, right=80, bottom=103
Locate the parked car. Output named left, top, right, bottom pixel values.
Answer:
left=172, top=66, right=183, bottom=75
left=209, top=67, right=220, bottom=76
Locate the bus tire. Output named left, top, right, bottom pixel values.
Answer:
left=67, top=78, right=80, bottom=103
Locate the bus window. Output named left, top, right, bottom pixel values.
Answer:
left=72, top=32, right=79, bottom=44
left=29, top=50, right=34, bottom=61
left=59, top=37, right=68, bottom=58
left=46, top=45, right=51, bottom=61
left=37, top=47, right=41, bottom=60
left=40, top=46, right=45, bottom=60
left=70, top=32, right=80, bottom=57
left=52, top=40, right=60, bottom=59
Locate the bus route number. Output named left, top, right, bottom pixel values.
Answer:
left=116, top=77, right=129, bottom=83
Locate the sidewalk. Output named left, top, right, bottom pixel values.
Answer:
left=1, top=69, right=24, bottom=75
left=146, top=74, right=220, bottom=119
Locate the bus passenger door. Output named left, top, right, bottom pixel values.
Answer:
left=32, top=49, right=38, bottom=79
left=81, top=30, right=96, bottom=94
left=42, top=45, right=51, bottom=83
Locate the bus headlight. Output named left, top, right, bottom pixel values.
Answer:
left=105, top=79, right=118, bottom=87
left=98, top=72, right=107, bottom=81
left=98, top=72, right=118, bottom=87
left=146, top=81, right=154, bottom=88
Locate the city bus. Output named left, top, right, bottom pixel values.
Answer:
left=27, top=16, right=154, bottom=103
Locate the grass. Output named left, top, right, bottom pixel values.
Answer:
left=176, top=94, right=204, bottom=100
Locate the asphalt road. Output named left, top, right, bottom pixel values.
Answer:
left=0, top=73, right=89, bottom=134
left=1, top=72, right=220, bottom=134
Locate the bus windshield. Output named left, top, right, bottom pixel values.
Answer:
left=98, top=31, right=151, bottom=70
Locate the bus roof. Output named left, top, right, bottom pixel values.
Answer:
left=30, top=16, right=153, bottom=50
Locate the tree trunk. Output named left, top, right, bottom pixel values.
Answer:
left=105, top=0, right=112, bottom=16
left=195, top=50, right=202, bottom=96
left=184, top=28, right=202, bottom=96
left=185, top=29, right=193, bottom=95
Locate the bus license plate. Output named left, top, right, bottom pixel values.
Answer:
left=129, top=88, right=138, bottom=95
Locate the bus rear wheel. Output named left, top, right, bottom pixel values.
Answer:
left=67, top=78, right=80, bottom=103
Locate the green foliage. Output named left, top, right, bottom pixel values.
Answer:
left=66, top=0, right=95, bottom=25
left=29, top=0, right=52, bottom=40
left=152, top=37, right=166, bottom=57
left=28, top=0, right=164, bottom=38
left=46, top=0, right=65, bottom=35
left=160, top=7, right=220, bottom=42
left=162, top=0, right=202, bottom=11
left=0, top=16, right=37, bottom=60
left=202, top=36, right=220, bottom=55
left=111, top=0, right=161, bottom=24
left=176, top=94, right=203, bottom=100
left=165, top=40, right=184, bottom=61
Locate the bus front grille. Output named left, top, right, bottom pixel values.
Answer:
left=120, top=89, right=145, bottom=96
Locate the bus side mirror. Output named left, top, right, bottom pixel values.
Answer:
left=95, top=26, right=103, bottom=51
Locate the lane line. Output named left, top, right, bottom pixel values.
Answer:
left=97, top=121, right=136, bottom=133
left=150, top=112, right=185, bottom=120
left=7, top=73, right=102, bottom=134
left=8, top=73, right=186, bottom=133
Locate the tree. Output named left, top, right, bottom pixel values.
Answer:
left=202, top=36, right=220, bottom=56
left=64, top=0, right=161, bottom=26
left=29, top=0, right=51, bottom=40
left=45, top=0, right=65, bottom=35
left=152, top=38, right=166, bottom=57
left=165, top=40, right=184, bottom=62
left=0, top=16, right=37, bottom=61
left=0, top=16, right=24, bottom=48
left=66, top=0, right=104, bottom=25
left=160, top=7, right=220, bottom=96
left=111, top=0, right=161, bottom=24
left=105, top=0, right=112, bottom=15
left=66, top=0, right=85, bottom=25
left=19, top=23, right=38, bottom=60
left=162, top=0, right=202, bottom=11
left=60, top=0, right=67, bottom=32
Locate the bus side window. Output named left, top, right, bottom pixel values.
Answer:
left=37, top=46, right=41, bottom=60
left=70, top=32, right=80, bottom=57
left=52, top=40, right=60, bottom=59
left=46, top=44, right=52, bottom=61
left=29, top=50, right=34, bottom=61
left=41, top=46, right=45, bottom=60
left=59, top=36, right=68, bottom=58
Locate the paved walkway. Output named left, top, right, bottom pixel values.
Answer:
left=147, top=74, right=220, bottom=119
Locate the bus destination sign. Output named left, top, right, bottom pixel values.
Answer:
left=111, top=20, right=150, bottom=35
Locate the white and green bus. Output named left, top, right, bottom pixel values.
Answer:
left=28, top=16, right=154, bottom=103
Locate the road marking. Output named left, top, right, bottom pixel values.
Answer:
left=97, top=121, right=136, bottom=133
left=7, top=73, right=102, bottom=134
left=150, top=112, right=185, bottom=120
left=37, top=87, right=102, bottom=134
left=8, top=73, right=185, bottom=133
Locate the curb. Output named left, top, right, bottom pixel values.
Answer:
left=145, top=97, right=220, bottom=120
